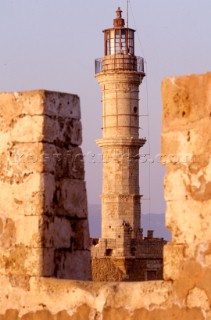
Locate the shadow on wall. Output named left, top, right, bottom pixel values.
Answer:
left=42, top=91, right=92, bottom=280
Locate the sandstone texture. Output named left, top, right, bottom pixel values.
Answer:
left=0, top=90, right=91, bottom=281
left=1, top=74, right=211, bottom=319
left=96, top=70, right=144, bottom=240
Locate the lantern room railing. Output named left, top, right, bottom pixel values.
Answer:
left=95, top=56, right=145, bottom=74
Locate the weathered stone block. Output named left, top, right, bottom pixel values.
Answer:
left=161, top=118, right=211, bottom=159
left=164, top=158, right=211, bottom=203
left=67, top=147, right=85, bottom=180
left=0, top=89, right=91, bottom=281
left=54, top=250, right=91, bottom=280
left=187, top=287, right=210, bottom=311
left=0, top=142, right=44, bottom=176
left=53, top=217, right=73, bottom=249
left=12, top=215, right=42, bottom=248
left=0, top=215, right=16, bottom=249
left=44, top=91, right=81, bottom=119
left=8, top=274, right=31, bottom=291
left=0, top=91, right=45, bottom=128
left=44, top=117, right=82, bottom=147
left=0, top=143, right=85, bottom=181
left=9, top=115, right=82, bottom=146
left=10, top=115, right=44, bottom=143
left=0, top=173, right=58, bottom=217
left=69, top=119, right=82, bottom=146
left=0, top=90, right=80, bottom=120
left=42, top=173, right=56, bottom=214
left=0, top=172, right=42, bottom=217
left=0, top=91, right=82, bottom=148
left=59, top=179, right=87, bottom=218
left=44, top=145, right=84, bottom=180
left=166, top=199, right=211, bottom=243
left=164, top=168, right=189, bottom=201
left=11, top=216, right=73, bottom=249
left=71, top=219, right=90, bottom=251
left=163, top=243, right=185, bottom=280
left=0, top=309, right=19, bottom=320
left=0, top=246, right=54, bottom=276
left=162, top=72, right=211, bottom=130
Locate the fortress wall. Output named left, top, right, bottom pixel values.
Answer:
left=0, top=90, right=91, bottom=283
left=0, top=73, right=211, bottom=319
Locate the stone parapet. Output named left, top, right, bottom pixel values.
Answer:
left=91, top=235, right=165, bottom=281
left=1, top=73, right=211, bottom=319
left=161, top=73, right=211, bottom=286
left=0, top=90, right=91, bottom=281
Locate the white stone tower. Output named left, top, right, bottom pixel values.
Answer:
left=92, top=8, right=165, bottom=281
left=95, top=8, right=145, bottom=243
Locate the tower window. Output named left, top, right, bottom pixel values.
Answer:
left=131, top=247, right=136, bottom=256
left=106, top=249, right=113, bottom=257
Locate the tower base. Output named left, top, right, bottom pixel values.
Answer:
left=91, top=235, right=166, bottom=281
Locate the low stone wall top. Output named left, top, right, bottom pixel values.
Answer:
left=0, top=74, right=211, bottom=319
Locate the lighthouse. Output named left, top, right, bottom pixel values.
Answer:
left=95, top=7, right=145, bottom=243
left=91, top=8, right=165, bottom=281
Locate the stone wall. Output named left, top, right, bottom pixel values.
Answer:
left=0, top=90, right=91, bottom=281
left=92, top=256, right=163, bottom=281
left=91, top=235, right=165, bottom=281
left=0, top=73, right=211, bottom=319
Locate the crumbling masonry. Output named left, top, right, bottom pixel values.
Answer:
left=0, top=90, right=91, bottom=282
left=0, top=72, right=211, bottom=319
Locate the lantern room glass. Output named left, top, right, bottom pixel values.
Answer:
left=105, top=28, right=135, bottom=56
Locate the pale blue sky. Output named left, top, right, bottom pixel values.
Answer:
left=0, top=0, right=211, bottom=216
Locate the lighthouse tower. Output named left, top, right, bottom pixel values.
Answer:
left=96, top=7, right=145, bottom=243
left=91, top=8, right=165, bottom=281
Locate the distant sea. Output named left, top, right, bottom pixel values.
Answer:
left=88, top=204, right=171, bottom=241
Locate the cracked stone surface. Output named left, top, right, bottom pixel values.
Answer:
left=0, top=74, right=211, bottom=319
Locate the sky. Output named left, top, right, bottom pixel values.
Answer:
left=0, top=0, right=211, bottom=217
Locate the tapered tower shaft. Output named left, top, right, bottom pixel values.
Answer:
left=95, top=7, right=145, bottom=240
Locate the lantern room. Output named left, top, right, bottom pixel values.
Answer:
left=103, top=7, right=135, bottom=56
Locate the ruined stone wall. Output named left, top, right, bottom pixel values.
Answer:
left=91, top=236, right=165, bottom=281
left=92, top=256, right=163, bottom=282
left=0, top=90, right=91, bottom=282
left=0, top=74, right=211, bottom=319
left=160, top=72, right=211, bottom=318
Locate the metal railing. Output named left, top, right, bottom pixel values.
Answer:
left=95, top=56, right=145, bottom=74
left=136, top=57, right=145, bottom=73
left=95, top=58, right=103, bottom=74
